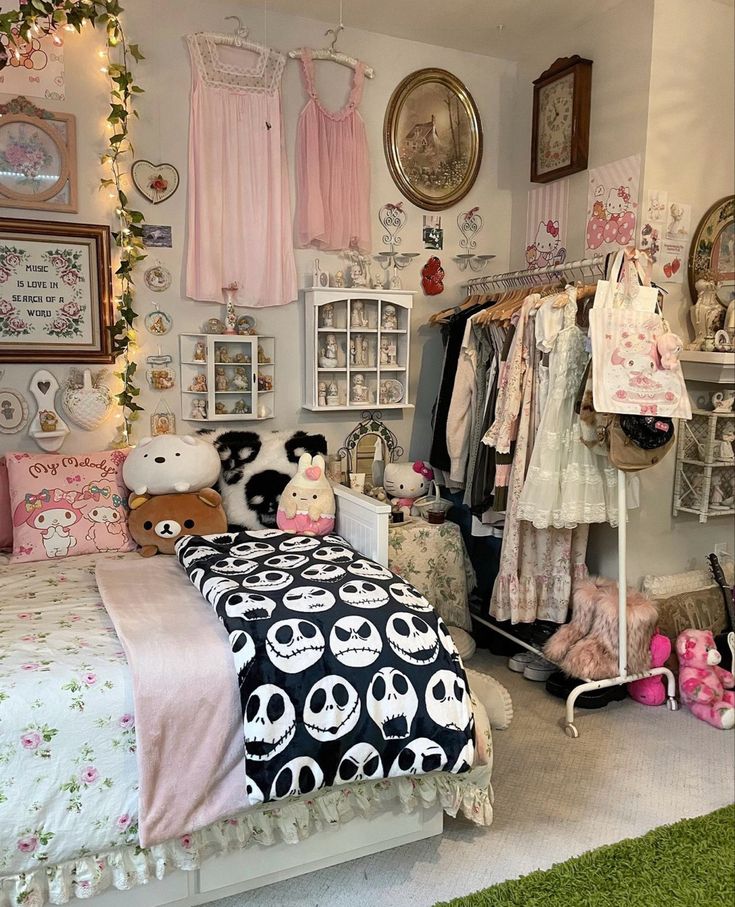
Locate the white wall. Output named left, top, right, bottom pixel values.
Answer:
left=0, top=0, right=516, bottom=459
left=590, top=0, right=735, bottom=581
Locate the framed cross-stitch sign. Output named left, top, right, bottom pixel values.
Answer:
left=0, top=218, right=113, bottom=363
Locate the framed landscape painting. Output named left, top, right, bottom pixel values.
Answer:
left=384, top=68, right=483, bottom=211
left=0, top=218, right=113, bottom=363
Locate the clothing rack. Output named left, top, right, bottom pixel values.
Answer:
left=463, top=255, right=606, bottom=292
left=466, top=259, right=678, bottom=737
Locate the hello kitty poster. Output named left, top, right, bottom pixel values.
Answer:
left=525, top=182, right=569, bottom=270
left=585, top=154, right=641, bottom=256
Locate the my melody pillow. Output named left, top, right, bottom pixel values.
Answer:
left=0, top=457, right=12, bottom=550
left=6, top=448, right=135, bottom=562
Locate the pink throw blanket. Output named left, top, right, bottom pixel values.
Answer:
left=95, top=558, right=249, bottom=847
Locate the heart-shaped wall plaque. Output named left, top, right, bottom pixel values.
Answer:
left=131, top=160, right=180, bottom=204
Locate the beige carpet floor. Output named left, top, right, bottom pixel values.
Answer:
left=206, top=651, right=735, bottom=907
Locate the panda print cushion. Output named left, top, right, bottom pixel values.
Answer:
left=176, top=529, right=474, bottom=805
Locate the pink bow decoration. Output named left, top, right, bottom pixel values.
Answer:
left=412, top=461, right=434, bottom=480
left=385, top=202, right=404, bottom=212
left=617, top=186, right=630, bottom=203
left=545, top=220, right=559, bottom=238
left=464, top=207, right=480, bottom=220
left=29, top=76, right=40, bottom=83
left=53, top=489, right=79, bottom=505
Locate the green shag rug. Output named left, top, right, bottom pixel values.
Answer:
left=436, top=804, right=735, bottom=907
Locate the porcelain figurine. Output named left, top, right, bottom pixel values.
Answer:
left=232, top=399, right=250, bottom=415
left=318, top=381, right=327, bottom=407
left=381, top=304, right=398, bottom=331
left=334, top=271, right=346, bottom=289
left=39, top=410, right=58, bottom=432
left=351, top=300, right=368, bottom=328
left=688, top=278, right=727, bottom=350
left=321, top=303, right=335, bottom=328
left=320, top=334, right=338, bottom=369
left=189, top=373, right=207, bottom=393
left=193, top=341, right=207, bottom=362
left=712, top=389, right=735, bottom=413
left=215, top=347, right=231, bottom=364
left=258, top=344, right=271, bottom=364
left=232, top=367, right=249, bottom=391
left=379, top=337, right=390, bottom=365
left=362, top=336, right=369, bottom=365
left=214, top=402, right=227, bottom=415
left=326, top=382, right=339, bottom=406
left=713, top=427, right=735, bottom=463
left=215, top=367, right=228, bottom=392
left=351, top=373, right=369, bottom=404
left=190, top=398, right=208, bottom=420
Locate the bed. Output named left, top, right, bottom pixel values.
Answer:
left=0, top=485, right=493, bottom=907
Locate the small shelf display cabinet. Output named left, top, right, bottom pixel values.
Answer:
left=179, top=333, right=275, bottom=422
left=303, top=288, right=413, bottom=411
left=673, top=409, right=735, bottom=522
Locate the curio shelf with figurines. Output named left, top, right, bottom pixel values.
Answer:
left=179, top=333, right=275, bottom=422
left=303, top=288, right=413, bottom=411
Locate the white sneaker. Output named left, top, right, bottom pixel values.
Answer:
left=523, top=655, right=556, bottom=682
left=508, top=651, right=536, bottom=673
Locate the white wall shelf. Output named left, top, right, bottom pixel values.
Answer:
left=179, top=333, right=275, bottom=423
left=303, top=288, right=413, bottom=411
left=679, top=350, right=735, bottom=384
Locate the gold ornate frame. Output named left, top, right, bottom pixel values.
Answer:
left=383, top=68, right=482, bottom=211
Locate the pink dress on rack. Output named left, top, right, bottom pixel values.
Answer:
left=295, top=49, right=371, bottom=252
left=185, top=34, right=297, bottom=307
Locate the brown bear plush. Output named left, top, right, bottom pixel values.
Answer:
left=127, top=488, right=228, bottom=556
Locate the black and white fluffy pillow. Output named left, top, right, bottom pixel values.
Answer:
left=197, top=429, right=328, bottom=530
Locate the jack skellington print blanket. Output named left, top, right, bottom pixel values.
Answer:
left=176, top=529, right=475, bottom=806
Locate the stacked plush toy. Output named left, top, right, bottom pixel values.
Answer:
left=276, top=453, right=335, bottom=537
left=122, top=435, right=227, bottom=556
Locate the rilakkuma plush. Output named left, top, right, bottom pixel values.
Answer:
left=123, top=434, right=221, bottom=496
left=276, top=453, right=335, bottom=536
left=127, top=488, right=227, bottom=556
left=383, top=461, right=434, bottom=516
left=628, top=630, right=671, bottom=706
left=676, top=628, right=735, bottom=729
left=544, top=577, right=658, bottom=680
left=656, top=331, right=683, bottom=370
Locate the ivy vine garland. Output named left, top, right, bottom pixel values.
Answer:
left=0, top=0, right=145, bottom=445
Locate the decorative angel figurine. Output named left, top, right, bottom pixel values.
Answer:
left=351, top=373, right=369, bottom=403
left=215, top=367, right=228, bottom=391
left=190, top=399, right=207, bottom=420
left=189, top=373, right=207, bottom=392
left=321, top=304, right=335, bottom=328
left=232, top=367, right=249, bottom=391
left=381, top=304, right=398, bottom=330
left=689, top=277, right=727, bottom=350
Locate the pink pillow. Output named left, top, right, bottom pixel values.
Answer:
left=0, top=457, right=12, bottom=550
left=6, top=448, right=135, bottom=562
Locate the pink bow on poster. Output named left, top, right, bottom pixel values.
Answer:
left=412, top=461, right=434, bottom=480
left=617, top=186, right=630, bottom=203
left=545, top=220, right=559, bottom=238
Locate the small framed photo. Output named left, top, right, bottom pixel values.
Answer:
left=151, top=409, right=176, bottom=436
left=0, top=218, right=113, bottom=363
left=142, top=224, right=172, bottom=248
left=423, top=215, right=443, bottom=250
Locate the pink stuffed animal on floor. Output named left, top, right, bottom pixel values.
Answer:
left=628, top=629, right=671, bottom=706
left=676, top=629, right=735, bottom=729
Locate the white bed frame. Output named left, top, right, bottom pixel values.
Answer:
left=79, top=485, right=444, bottom=907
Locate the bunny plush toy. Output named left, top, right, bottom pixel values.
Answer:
left=276, top=453, right=335, bottom=536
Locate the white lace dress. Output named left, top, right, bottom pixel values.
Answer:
left=517, top=289, right=620, bottom=529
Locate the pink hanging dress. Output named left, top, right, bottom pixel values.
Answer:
left=295, top=49, right=372, bottom=253
left=186, top=34, right=297, bottom=307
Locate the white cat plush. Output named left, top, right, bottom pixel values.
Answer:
left=123, top=434, right=221, bottom=496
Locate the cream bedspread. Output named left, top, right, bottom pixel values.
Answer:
left=0, top=553, right=493, bottom=907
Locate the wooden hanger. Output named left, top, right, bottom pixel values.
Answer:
left=288, top=24, right=375, bottom=77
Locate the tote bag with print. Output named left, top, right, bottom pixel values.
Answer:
left=590, top=251, right=691, bottom=419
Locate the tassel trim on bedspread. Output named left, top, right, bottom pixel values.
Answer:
left=0, top=766, right=493, bottom=907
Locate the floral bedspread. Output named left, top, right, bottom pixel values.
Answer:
left=0, top=554, right=140, bottom=877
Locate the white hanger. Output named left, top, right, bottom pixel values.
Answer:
left=198, top=15, right=278, bottom=58
left=288, top=22, right=375, bottom=78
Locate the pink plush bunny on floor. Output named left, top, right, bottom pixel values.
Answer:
left=676, top=629, right=735, bottom=729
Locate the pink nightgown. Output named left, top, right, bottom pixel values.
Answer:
left=185, top=34, right=297, bottom=307
left=295, top=48, right=372, bottom=253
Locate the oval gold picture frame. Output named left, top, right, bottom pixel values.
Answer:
left=0, top=114, right=70, bottom=204
left=688, top=195, right=735, bottom=303
left=383, top=68, right=483, bottom=212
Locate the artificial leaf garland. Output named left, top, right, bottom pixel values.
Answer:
left=0, top=0, right=145, bottom=445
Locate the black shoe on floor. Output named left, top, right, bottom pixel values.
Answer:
left=545, top=670, right=628, bottom=709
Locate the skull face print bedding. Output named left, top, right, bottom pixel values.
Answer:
left=176, top=529, right=474, bottom=805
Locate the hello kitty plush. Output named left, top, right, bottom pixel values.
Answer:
left=13, top=493, right=81, bottom=558
left=276, top=453, right=335, bottom=536
left=383, top=461, right=434, bottom=516
left=676, top=629, right=735, bottom=729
